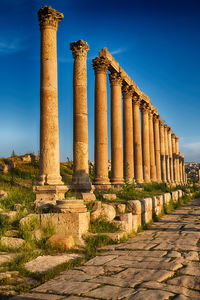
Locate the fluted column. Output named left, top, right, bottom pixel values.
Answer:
left=168, top=127, right=174, bottom=183
left=70, top=40, right=91, bottom=191
left=149, top=109, right=157, bottom=181
left=133, top=94, right=143, bottom=184
left=164, top=125, right=171, bottom=183
left=92, top=57, right=110, bottom=186
left=109, top=72, right=124, bottom=185
left=153, top=114, right=162, bottom=182
left=141, top=101, right=150, bottom=183
left=160, top=120, right=166, bottom=182
left=175, top=136, right=180, bottom=184
left=179, top=153, right=183, bottom=184
left=122, top=84, right=134, bottom=183
left=38, top=6, right=64, bottom=186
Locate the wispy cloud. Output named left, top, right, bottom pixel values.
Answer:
left=110, top=48, right=127, bottom=55
left=180, top=141, right=200, bottom=162
left=0, top=38, right=25, bottom=55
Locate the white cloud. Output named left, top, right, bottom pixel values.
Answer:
left=180, top=141, right=200, bottom=162
left=0, top=38, right=25, bottom=55
left=110, top=48, right=127, bottom=55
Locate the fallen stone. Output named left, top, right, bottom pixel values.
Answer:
left=1, top=237, right=24, bottom=249
left=117, top=204, right=126, bottom=214
left=47, top=234, right=75, bottom=250
left=0, top=253, right=17, bottom=265
left=4, top=230, right=20, bottom=238
left=90, top=204, right=116, bottom=221
left=81, top=193, right=96, bottom=202
left=102, top=194, right=117, bottom=201
left=25, top=254, right=82, bottom=274
left=0, top=211, right=17, bottom=223
left=0, top=190, right=8, bottom=199
left=127, top=200, right=142, bottom=215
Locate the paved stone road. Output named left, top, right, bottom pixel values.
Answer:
left=13, top=198, right=200, bottom=300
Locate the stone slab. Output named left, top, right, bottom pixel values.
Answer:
left=84, top=285, right=134, bottom=299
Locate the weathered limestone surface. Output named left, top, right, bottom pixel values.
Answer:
left=164, top=125, right=171, bottom=183
left=141, top=102, right=150, bottom=183
left=160, top=120, right=167, bottom=182
left=70, top=40, right=91, bottom=192
left=153, top=114, right=162, bottom=182
left=109, top=72, right=124, bottom=185
left=17, top=197, right=200, bottom=299
left=149, top=109, right=157, bottom=181
left=92, top=56, right=110, bottom=186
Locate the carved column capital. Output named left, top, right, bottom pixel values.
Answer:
left=153, top=114, right=160, bottom=122
left=70, top=40, right=89, bottom=58
left=92, top=56, right=110, bottom=73
left=175, top=136, right=179, bottom=141
left=132, top=93, right=141, bottom=106
left=140, top=101, right=150, bottom=113
left=109, top=72, right=122, bottom=86
left=38, top=6, right=64, bottom=30
left=171, top=133, right=176, bottom=139
left=168, top=126, right=172, bottom=133
left=122, top=84, right=134, bottom=97
left=159, top=120, right=165, bottom=128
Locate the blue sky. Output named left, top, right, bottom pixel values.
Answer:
left=0, top=0, right=200, bottom=162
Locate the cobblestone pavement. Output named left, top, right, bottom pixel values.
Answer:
left=13, top=198, right=200, bottom=300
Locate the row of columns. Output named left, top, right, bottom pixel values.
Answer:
left=92, top=56, right=186, bottom=187
left=37, top=6, right=186, bottom=199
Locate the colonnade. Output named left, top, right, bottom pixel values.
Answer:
left=36, top=6, right=187, bottom=200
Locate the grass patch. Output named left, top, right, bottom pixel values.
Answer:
left=85, top=235, right=115, bottom=260
left=89, top=217, right=120, bottom=233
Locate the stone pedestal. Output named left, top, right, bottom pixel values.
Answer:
left=133, top=94, right=143, bottom=184
left=141, top=102, right=150, bottom=183
left=70, top=40, right=91, bottom=192
left=122, top=84, right=134, bottom=183
left=149, top=109, right=157, bottom=181
left=34, top=185, right=69, bottom=208
left=92, top=57, right=110, bottom=187
left=159, top=120, right=166, bottom=182
left=109, top=72, right=124, bottom=185
left=153, top=114, right=162, bottom=182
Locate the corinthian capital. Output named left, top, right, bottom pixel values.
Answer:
left=38, top=6, right=64, bottom=29
left=132, top=93, right=141, bottom=106
left=159, top=120, right=165, bottom=128
left=153, top=114, right=160, bottom=122
left=122, top=84, right=134, bottom=97
left=92, top=56, right=110, bottom=73
left=109, top=72, right=122, bottom=85
left=140, top=101, right=149, bottom=113
left=70, top=40, right=89, bottom=59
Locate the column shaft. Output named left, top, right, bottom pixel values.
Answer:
left=160, top=120, right=167, bottom=182
left=153, top=114, right=162, bottom=182
left=70, top=40, right=91, bottom=191
left=175, top=137, right=180, bottom=184
left=92, top=57, right=110, bottom=186
left=164, top=125, right=171, bottom=183
left=168, top=127, right=174, bottom=183
left=109, top=72, right=124, bottom=185
left=141, top=102, right=150, bottom=183
left=122, top=84, right=134, bottom=183
left=38, top=6, right=63, bottom=186
left=149, top=110, right=157, bottom=181
left=133, top=95, right=143, bottom=183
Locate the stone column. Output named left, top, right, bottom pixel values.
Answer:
left=141, top=101, right=150, bottom=183
left=149, top=109, right=157, bottom=181
left=171, top=134, right=178, bottom=184
left=92, top=56, right=110, bottom=187
left=133, top=94, right=143, bottom=184
left=109, top=72, right=124, bottom=185
left=168, top=127, right=174, bottom=183
left=159, top=120, right=166, bottom=182
left=35, top=6, right=68, bottom=204
left=122, top=84, right=134, bottom=183
left=179, top=153, right=183, bottom=184
left=164, top=125, right=171, bottom=183
left=175, top=136, right=180, bottom=184
left=70, top=40, right=91, bottom=191
left=153, top=114, right=162, bottom=182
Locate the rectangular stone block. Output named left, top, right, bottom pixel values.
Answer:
left=132, top=214, right=141, bottom=232
left=171, top=191, right=179, bottom=203
left=163, top=193, right=171, bottom=206
left=119, top=213, right=132, bottom=233
left=139, top=198, right=153, bottom=224
left=178, top=190, right=183, bottom=198
left=152, top=195, right=163, bottom=216
left=81, top=193, right=96, bottom=202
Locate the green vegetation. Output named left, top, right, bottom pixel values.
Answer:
left=84, top=235, right=115, bottom=260
left=89, top=217, right=120, bottom=233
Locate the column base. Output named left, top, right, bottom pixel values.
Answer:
left=94, top=177, right=110, bottom=185
left=71, top=172, right=92, bottom=192
left=38, top=174, right=64, bottom=186
left=34, top=185, right=69, bottom=209
left=110, top=178, right=124, bottom=185
left=135, top=179, right=144, bottom=184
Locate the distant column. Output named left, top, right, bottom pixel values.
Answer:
left=38, top=6, right=64, bottom=186
left=109, top=72, right=124, bottom=185
left=70, top=40, right=91, bottom=191
left=175, top=136, right=180, bottom=184
left=164, top=125, right=171, bottom=183
left=153, top=114, right=162, bottom=182
left=179, top=153, right=183, bottom=184
left=160, top=120, right=166, bottom=182
left=92, top=56, right=110, bottom=187
left=171, top=134, right=178, bottom=184
left=149, top=109, right=157, bottom=181
left=141, top=101, right=150, bottom=183
left=133, top=94, right=143, bottom=184
left=168, top=127, right=174, bottom=183
left=122, top=84, right=134, bottom=183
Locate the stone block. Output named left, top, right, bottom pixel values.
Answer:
left=47, top=234, right=75, bottom=250
left=171, top=191, right=179, bottom=203
left=163, top=193, right=171, bottom=206
left=54, top=199, right=87, bottom=213
left=152, top=195, right=163, bottom=216
left=132, top=214, right=141, bottom=232
left=117, top=204, right=126, bottom=214
left=178, top=190, right=183, bottom=198
left=139, top=198, right=153, bottom=224
left=119, top=213, right=133, bottom=233
left=1, top=237, right=24, bottom=249
left=81, top=193, right=96, bottom=202
left=0, top=211, right=17, bottom=224
left=102, top=194, right=117, bottom=201
left=34, top=185, right=69, bottom=205
left=127, top=200, right=142, bottom=215
left=90, top=204, right=116, bottom=222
